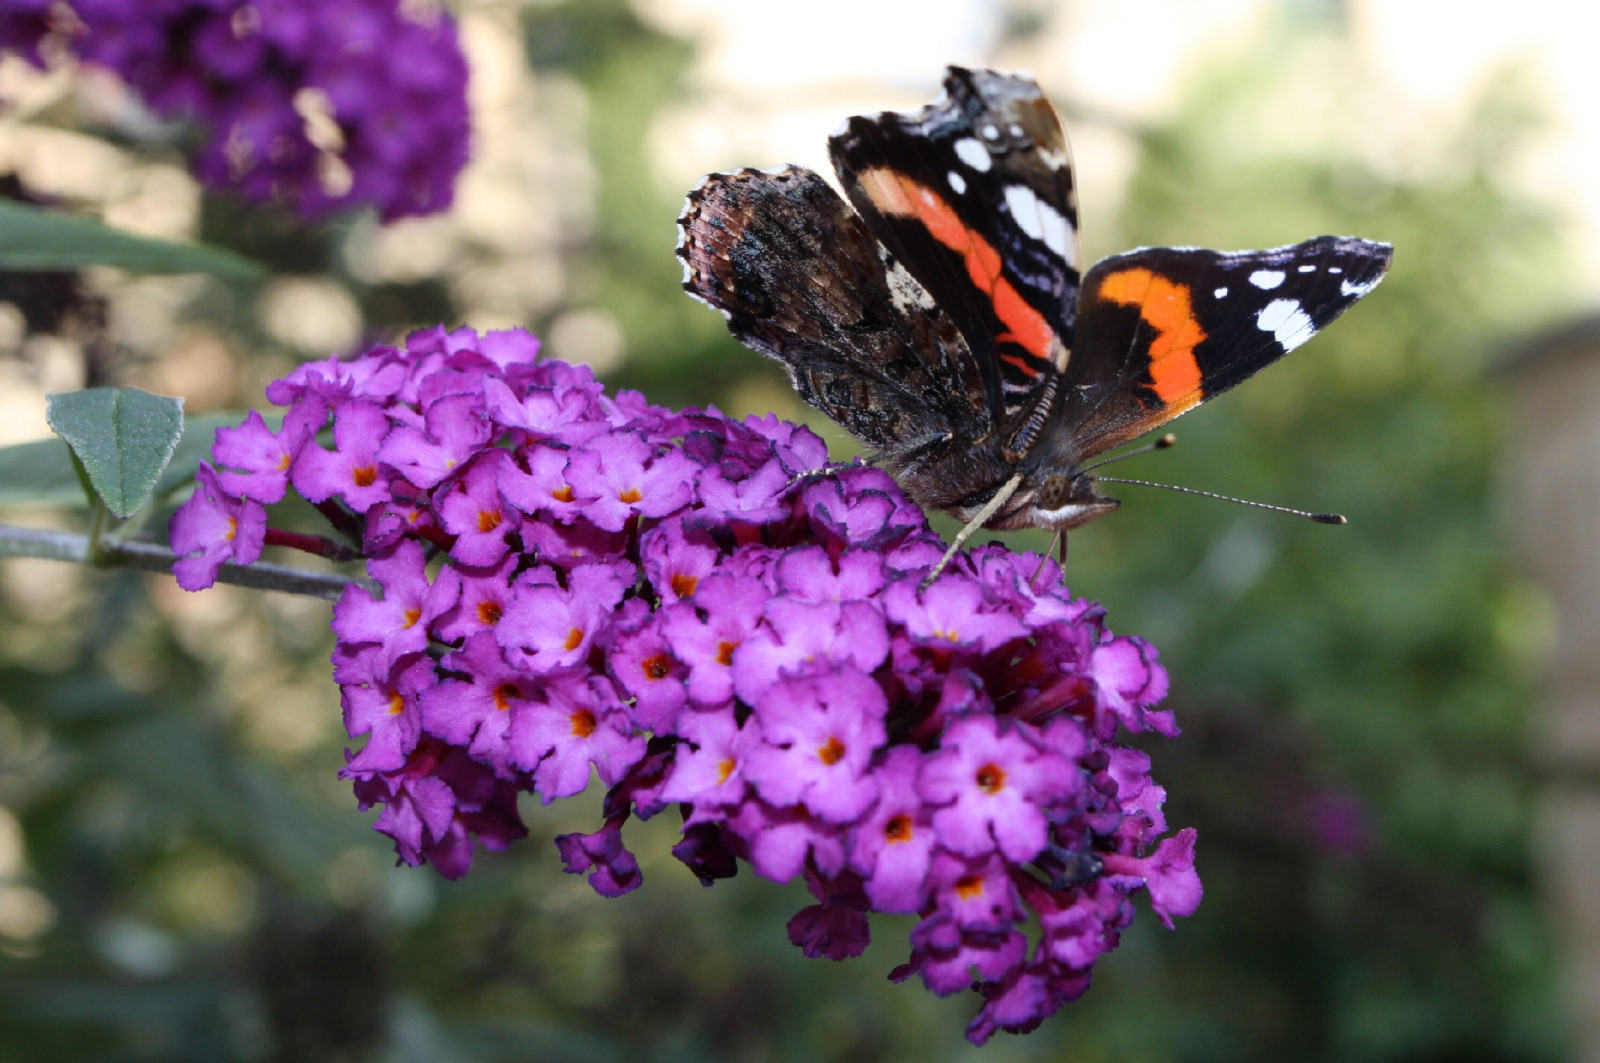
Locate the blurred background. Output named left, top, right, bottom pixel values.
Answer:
left=1, top=0, right=1597, bottom=1059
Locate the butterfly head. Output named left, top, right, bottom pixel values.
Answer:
left=979, top=469, right=1119, bottom=532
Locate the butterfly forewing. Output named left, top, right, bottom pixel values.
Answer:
left=828, top=67, right=1081, bottom=425
left=1060, top=236, right=1394, bottom=460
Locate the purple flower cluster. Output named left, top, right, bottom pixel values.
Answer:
left=0, top=0, right=469, bottom=221
left=169, top=326, right=1201, bottom=1043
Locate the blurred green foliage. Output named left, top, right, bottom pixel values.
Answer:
left=0, top=3, right=1578, bottom=1062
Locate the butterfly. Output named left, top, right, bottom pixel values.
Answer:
left=677, top=66, right=1392, bottom=579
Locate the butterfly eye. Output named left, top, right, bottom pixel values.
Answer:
left=1036, top=474, right=1075, bottom=511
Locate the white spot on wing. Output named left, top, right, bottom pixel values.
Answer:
left=1003, top=184, right=1077, bottom=266
left=884, top=257, right=938, bottom=315
left=981, top=123, right=1000, bottom=140
left=1249, top=269, right=1286, bottom=290
left=947, top=170, right=967, bottom=195
left=1340, top=275, right=1381, bottom=298
left=953, top=137, right=991, bottom=172
left=1328, top=266, right=1342, bottom=274
left=1297, top=264, right=1316, bottom=273
left=1214, top=287, right=1228, bottom=298
left=1256, top=298, right=1315, bottom=350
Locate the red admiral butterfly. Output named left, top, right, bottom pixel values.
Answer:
left=678, top=66, right=1392, bottom=577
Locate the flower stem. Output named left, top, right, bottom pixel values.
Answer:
left=0, top=522, right=371, bottom=600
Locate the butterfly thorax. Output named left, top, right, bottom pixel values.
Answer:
left=897, top=381, right=1120, bottom=533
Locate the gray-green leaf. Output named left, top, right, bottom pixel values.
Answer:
left=45, top=388, right=185, bottom=518
left=0, top=199, right=264, bottom=279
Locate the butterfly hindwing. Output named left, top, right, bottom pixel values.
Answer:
left=828, top=66, right=1080, bottom=424
left=1060, top=236, right=1394, bottom=459
left=677, top=165, right=990, bottom=459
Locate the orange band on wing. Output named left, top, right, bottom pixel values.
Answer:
left=1096, top=267, right=1207, bottom=405
left=856, top=167, right=1060, bottom=371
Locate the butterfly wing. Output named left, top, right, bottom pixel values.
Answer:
left=677, top=165, right=991, bottom=464
left=1060, top=236, right=1394, bottom=460
left=828, top=66, right=1080, bottom=427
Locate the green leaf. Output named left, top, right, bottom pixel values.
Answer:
left=0, top=436, right=86, bottom=506
left=45, top=388, right=185, bottom=518
left=0, top=410, right=265, bottom=509
left=0, top=199, right=264, bottom=279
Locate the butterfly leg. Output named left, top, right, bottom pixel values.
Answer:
left=921, top=472, right=1027, bottom=589
left=785, top=458, right=864, bottom=491
left=1030, top=530, right=1063, bottom=585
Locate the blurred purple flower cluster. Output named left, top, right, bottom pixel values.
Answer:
left=169, top=326, right=1200, bottom=1042
left=0, top=0, right=469, bottom=221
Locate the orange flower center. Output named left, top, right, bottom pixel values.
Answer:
left=570, top=710, right=596, bottom=738
left=477, top=509, right=502, bottom=533
left=975, top=763, right=1006, bottom=794
left=715, top=640, right=737, bottom=666
left=352, top=465, right=377, bottom=487
left=492, top=683, right=517, bottom=711
left=563, top=627, right=585, bottom=651
left=477, top=601, right=502, bottom=625
left=884, top=814, right=913, bottom=843
left=670, top=572, right=698, bottom=598
left=618, top=487, right=643, bottom=504
left=817, top=736, right=846, bottom=766
left=551, top=484, right=575, bottom=503
left=640, top=654, right=671, bottom=681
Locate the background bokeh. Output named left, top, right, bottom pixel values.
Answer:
left=1, top=0, right=1595, bottom=1059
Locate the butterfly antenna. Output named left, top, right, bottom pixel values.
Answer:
left=1078, top=432, right=1177, bottom=474
left=923, top=472, right=1027, bottom=589
left=1095, top=477, right=1346, bottom=524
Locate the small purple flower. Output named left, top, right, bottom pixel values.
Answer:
left=920, top=715, right=1078, bottom=863
left=883, top=572, right=1030, bottom=653
left=291, top=400, right=393, bottom=511
left=339, top=652, right=435, bottom=774
left=378, top=393, right=490, bottom=491
left=510, top=675, right=645, bottom=801
left=435, top=449, right=519, bottom=567
left=731, top=598, right=889, bottom=700
left=742, top=670, right=885, bottom=823
left=169, top=463, right=267, bottom=591
left=498, top=562, right=630, bottom=673
left=498, top=445, right=597, bottom=525
left=555, top=817, right=642, bottom=898
left=565, top=432, right=696, bottom=532
left=658, top=710, right=749, bottom=809
left=607, top=609, right=688, bottom=734
left=213, top=404, right=320, bottom=503
left=847, top=746, right=935, bottom=913
left=1101, top=828, right=1202, bottom=928
left=787, top=869, right=871, bottom=960
left=331, top=539, right=433, bottom=671
left=418, top=631, right=529, bottom=778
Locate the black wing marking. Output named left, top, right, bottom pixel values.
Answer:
left=1059, top=236, right=1394, bottom=460
left=677, top=165, right=990, bottom=457
left=828, top=66, right=1079, bottom=424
